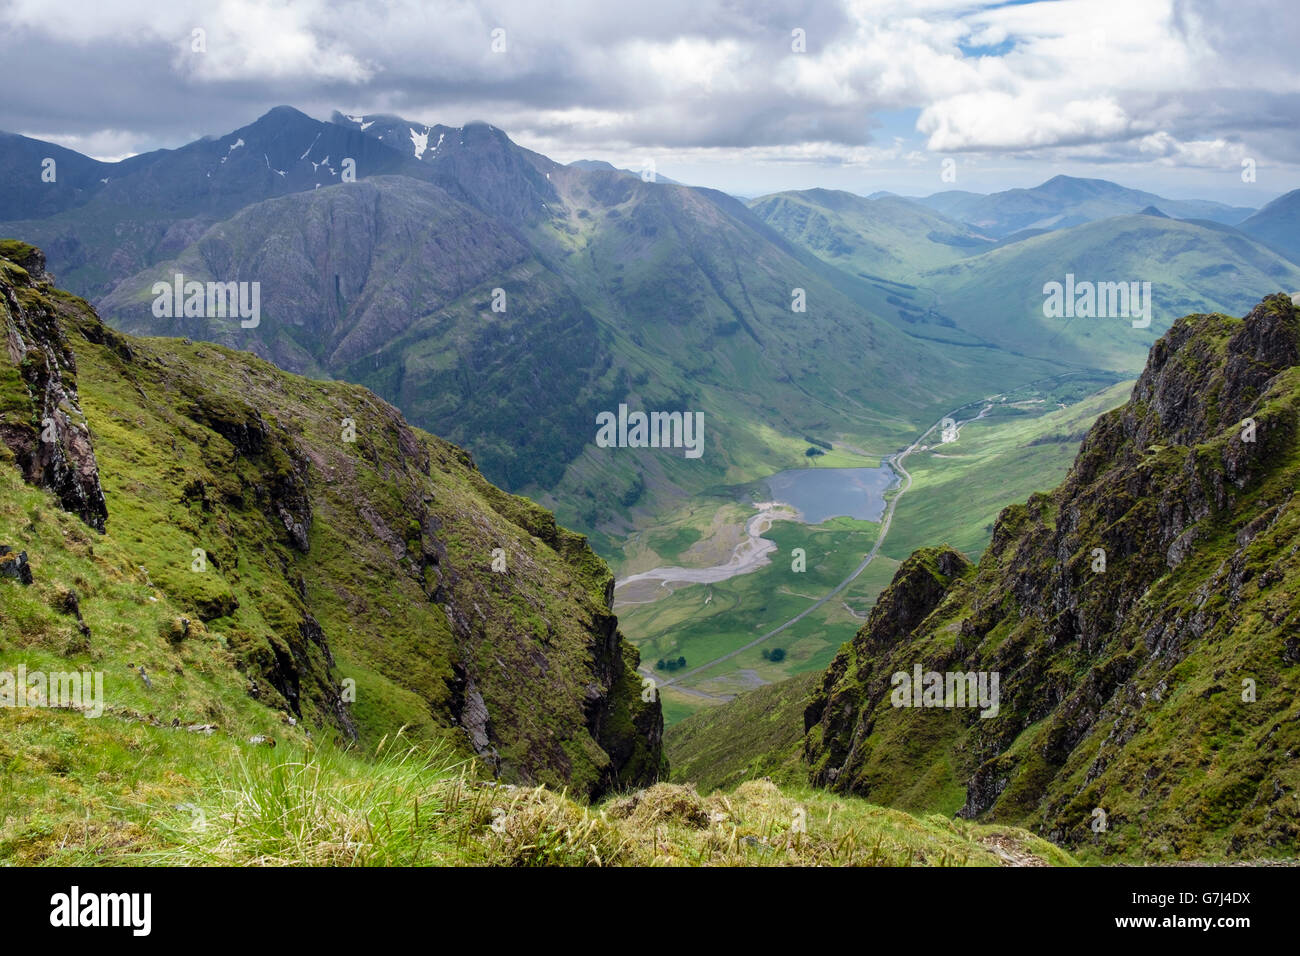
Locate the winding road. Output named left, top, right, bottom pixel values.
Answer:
left=642, top=399, right=992, bottom=696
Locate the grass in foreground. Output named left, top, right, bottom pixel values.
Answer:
left=6, top=714, right=1074, bottom=867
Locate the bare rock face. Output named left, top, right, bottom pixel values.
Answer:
left=0, top=240, right=108, bottom=531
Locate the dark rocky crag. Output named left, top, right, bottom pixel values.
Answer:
left=0, top=241, right=107, bottom=531
left=806, top=294, right=1300, bottom=859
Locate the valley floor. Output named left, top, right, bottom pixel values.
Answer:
left=614, top=376, right=1133, bottom=724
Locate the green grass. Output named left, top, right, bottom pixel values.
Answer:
left=620, top=516, right=880, bottom=712
left=666, top=671, right=821, bottom=792
left=8, top=713, right=1073, bottom=867
left=884, top=380, right=1133, bottom=560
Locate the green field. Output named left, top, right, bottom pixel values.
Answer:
left=884, top=379, right=1133, bottom=561
left=620, top=516, right=882, bottom=692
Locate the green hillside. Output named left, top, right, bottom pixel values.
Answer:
left=920, top=214, right=1300, bottom=370
left=807, top=295, right=1300, bottom=860
left=916, top=175, right=1255, bottom=237
left=0, top=239, right=663, bottom=814
left=748, top=189, right=994, bottom=280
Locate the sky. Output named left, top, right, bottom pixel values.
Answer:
left=2, top=0, right=1297, bottom=204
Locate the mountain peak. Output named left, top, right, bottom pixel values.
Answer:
left=255, top=104, right=314, bottom=124
left=1034, top=174, right=1129, bottom=199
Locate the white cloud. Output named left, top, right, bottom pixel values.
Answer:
left=20, top=128, right=142, bottom=162
left=2, top=0, right=1298, bottom=185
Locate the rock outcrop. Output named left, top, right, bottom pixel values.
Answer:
left=806, top=295, right=1300, bottom=859
left=0, top=240, right=107, bottom=531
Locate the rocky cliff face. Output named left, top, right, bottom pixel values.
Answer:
left=0, top=241, right=107, bottom=531
left=806, top=294, right=1300, bottom=858
left=0, top=241, right=664, bottom=798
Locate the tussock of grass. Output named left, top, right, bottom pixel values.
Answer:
left=147, top=735, right=472, bottom=867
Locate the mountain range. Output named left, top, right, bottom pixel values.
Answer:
left=912, top=174, right=1257, bottom=239
left=0, top=107, right=1059, bottom=546
left=6, top=109, right=1300, bottom=555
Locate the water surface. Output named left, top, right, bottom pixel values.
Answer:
left=762, top=465, right=897, bottom=524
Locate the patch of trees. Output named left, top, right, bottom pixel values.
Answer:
left=656, top=656, right=687, bottom=672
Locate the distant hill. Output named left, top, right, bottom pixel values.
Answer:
left=915, top=175, right=1256, bottom=238
left=1239, top=188, right=1300, bottom=265
left=568, top=159, right=686, bottom=186
left=916, top=212, right=1300, bottom=370
left=748, top=188, right=995, bottom=282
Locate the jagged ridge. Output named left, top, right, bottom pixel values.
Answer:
left=805, top=294, right=1300, bottom=859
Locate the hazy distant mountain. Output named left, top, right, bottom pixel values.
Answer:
left=331, top=111, right=563, bottom=226
left=748, top=188, right=994, bottom=282
left=0, top=106, right=433, bottom=295
left=915, top=175, right=1256, bottom=238
left=567, top=159, right=686, bottom=187
left=1238, top=189, right=1300, bottom=265
left=0, top=131, right=118, bottom=220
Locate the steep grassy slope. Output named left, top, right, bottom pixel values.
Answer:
left=919, top=214, right=1300, bottom=370
left=0, top=240, right=662, bottom=803
left=665, top=671, right=820, bottom=793
left=748, top=189, right=994, bottom=281
left=806, top=295, right=1300, bottom=860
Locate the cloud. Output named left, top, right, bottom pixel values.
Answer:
left=0, top=0, right=1297, bottom=183
left=18, top=128, right=143, bottom=162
